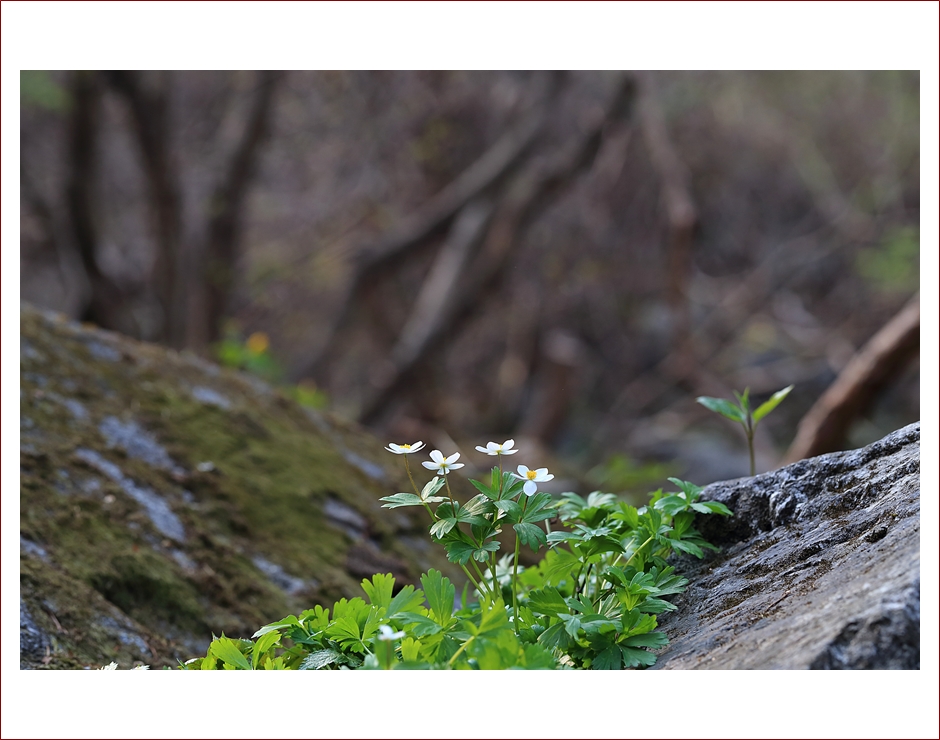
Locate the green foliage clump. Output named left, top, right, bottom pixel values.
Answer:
left=182, top=439, right=732, bottom=670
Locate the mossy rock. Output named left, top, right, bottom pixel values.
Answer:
left=19, top=304, right=459, bottom=669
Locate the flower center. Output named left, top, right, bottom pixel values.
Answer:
left=526, top=470, right=537, bottom=480
left=401, top=444, right=411, bottom=449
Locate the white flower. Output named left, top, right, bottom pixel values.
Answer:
left=99, top=662, right=119, bottom=670
left=474, top=439, right=519, bottom=456
left=377, top=624, right=405, bottom=641
left=133, top=665, right=150, bottom=670
left=510, top=465, right=554, bottom=496
left=421, top=450, right=464, bottom=475
left=385, top=441, right=425, bottom=455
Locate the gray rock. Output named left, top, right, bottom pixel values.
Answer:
left=654, top=422, right=920, bottom=670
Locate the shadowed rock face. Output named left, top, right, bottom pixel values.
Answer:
left=19, top=304, right=459, bottom=669
left=654, top=422, right=920, bottom=670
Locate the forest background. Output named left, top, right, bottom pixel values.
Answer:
left=18, top=66, right=922, bottom=493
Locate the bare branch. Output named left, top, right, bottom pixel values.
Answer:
left=357, top=74, right=638, bottom=425
left=785, top=293, right=920, bottom=462
left=294, top=72, right=563, bottom=380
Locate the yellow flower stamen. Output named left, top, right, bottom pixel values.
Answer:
left=526, top=470, right=537, bottom=480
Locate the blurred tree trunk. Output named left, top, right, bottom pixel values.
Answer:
left=64, top=70, right=134, bottom=333
left=105, top=70, right=185, bottom=347
left=636, top=70, right=699, bottom=384
left=197, top=70, right=280, bottom=348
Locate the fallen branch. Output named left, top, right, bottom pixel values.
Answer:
left=785, top=293, right=920, bottom=462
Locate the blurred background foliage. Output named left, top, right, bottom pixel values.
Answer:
left=20, top=70, right=920, bottom=499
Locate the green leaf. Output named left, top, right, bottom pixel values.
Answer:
left=636, top=597, right=678, bottom=613
left=395, top=612, right=441, bottom=637
left=361, top=573, right=395, bottom=608
left=732, top=387, right=750, bottom=413
left=752, top=384, right=794, bottom=423
left=386, top=585, right=426, bottom=619
left=653, top=494, right=689, bottom=516
left=443, top=538, right=476, bottom=565
left=379, top=492, right=424, bottom=509
left=691, top=500, right=733, bottom=516
left=476, top=597, right=509, bottom=636
left=667, top=478, right=704, bottom=501
left=251, top=631, right=280, bottom=669
left=559, top=613, right=582, bottom=639
left=421, top=569, right=455, bottom=627
left=252, top=614, right=301, bottom=639
left=592, top=645, right=622, bottom=670
left=537, top=621, right=571, bottom=650
left=513, top=522, right=548, bottom=550
left=470, top=477, right=497, bottom=500
left=494, top=499, right=522, bottom=521
left=546, top=530, right=582, bottom=544
left=620, top=646, right=657, bottom=668
left=429, top=517, right=457, bottom=538
left=521, top=492, right=555, bottom=523
left=299, top=648, right=343, bottom=670
left=541, top=547, right=581, bottom=585
left=527, top=586, right=569, bottom=616
left=622, top=631, right=669, bottom=648
left=669, top=539, right=704, bottom=558
left=326, top=617, right=362, bottom=645
left=420, top=476, right=447, bottom=501
left=399, top=637, right=421, bottom=663
left=208, top=636, right=252, bottom=670
left=696, top=396, right=746, bottom=423
left=471, top=541, right=500, bottom=562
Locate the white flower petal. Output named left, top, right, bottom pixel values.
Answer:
left=509, top=472, right=524, bottom=481
left=523, top=480, right=537, bottom=496
left=486, top=441, right=501, bottom=451
left=445, top=452, right=460, bottom=464
left=502, top=448, right=518, bottom=455
left=449, top=463, right=464, bottom=470
left=411, top=441, right=425, bottom=451
left=542, top=473, right=555, bottom=482
left=503, top=439, right=515, bottom=450
left=516, top=464, right=530, bottom=477
left=535, top=468, right=549, bottom=478
left=421, top=461, right=438, bottom=470
left=475, top=445, right=490, bottom=454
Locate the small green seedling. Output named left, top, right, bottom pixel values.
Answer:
left=697, top=385, right=793, bottom=476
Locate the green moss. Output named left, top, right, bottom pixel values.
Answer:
left=19, top=306, right=460, bottom=669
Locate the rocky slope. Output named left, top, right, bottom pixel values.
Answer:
left=19, top=304, right=459, bottom=669
left=654, top=422, right=920, bottom=669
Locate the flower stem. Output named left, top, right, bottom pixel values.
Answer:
left=447, top=635, right=475, bottom=668
left=404, top=456, right=421, bottom=497
left=511, top=496, right=529, bottom=632
left=623, top=535, right=655, bottom=569
left=745, top=416, right=756, bottom=477
left=443, top=474, right=458, bottom=515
